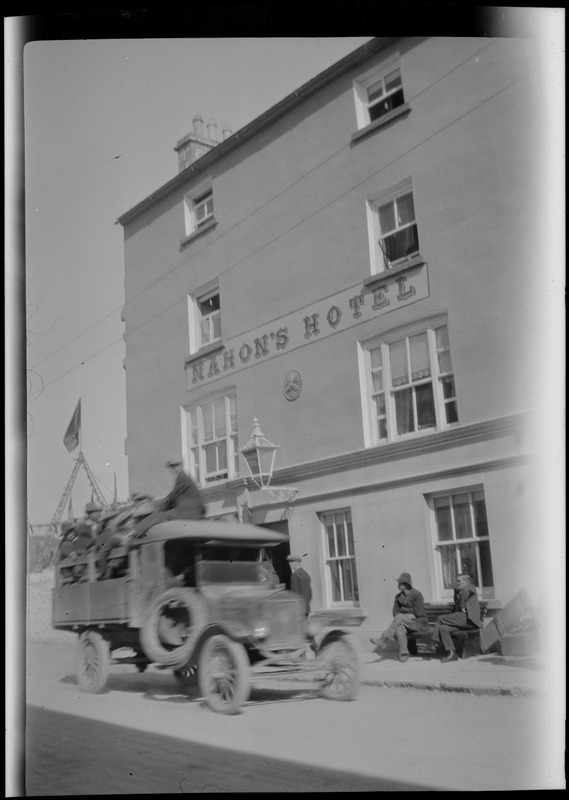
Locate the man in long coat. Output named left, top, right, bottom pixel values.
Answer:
left=287, top=554, right=312, bottom=613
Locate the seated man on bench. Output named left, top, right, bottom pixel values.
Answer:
left=431, top=573, right=483, bottom=662
left=369, top=572, right=430, bottom=662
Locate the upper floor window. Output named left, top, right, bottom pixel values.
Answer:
left=367, top=179, right=420, bottom=273
left=429, top=488, right=495, bottom=599
left=198, top=292, right=221, bottom=347
left=320, top=509, right=360, bottom=607
left=377, top=191, right=419, bottom=267
left=187, top=393, right=239, bottom=486
left=361, top=320, right=458, bottom=445
left=354, top=59, right=406, bottom=131
left=184, top=188, right=214, bottom=237
left=188, top=288, right=222, bottom=354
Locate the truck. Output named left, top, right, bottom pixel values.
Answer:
left=52, top=517, right=362, bottom=714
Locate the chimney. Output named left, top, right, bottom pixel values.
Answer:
left=174, top=115, right=223, bottom=172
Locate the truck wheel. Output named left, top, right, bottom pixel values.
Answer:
left=76, top=630, right=110, bottom=694
left=198, top=634, right=251, bottom=714
left=139, top=588, right=208, bottom=668
left=317, top=636, right=362, bottom=701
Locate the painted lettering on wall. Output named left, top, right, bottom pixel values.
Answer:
left=187, top=264, right=428, bottom=385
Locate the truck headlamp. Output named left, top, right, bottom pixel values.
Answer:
left=253, top=621, right=271, bottom=640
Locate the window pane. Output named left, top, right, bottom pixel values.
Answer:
left=199, top=317, right=211, bottom=345
left=435, top=325, right=449, bottom=349
left=445, top=401, right=459, bottom=424
left=326, top=524, right=336, bottom=558
left=204, top=442, right=217, bottom=472
left=457, top=542, right=479, bottom=586
left=370, top=346, right=382, bottom=370
left=372, top=373, right=384, bottom=393
left=478, top=540, right=494, bottom=587
left=217, top=440, right=227, bottom=471
left=346, top=560, right=359, bottom=602
left=329, top=561, right=342, bottom=601
left=434, top=496, right=453, bottom=541
left=384, top=67, right=402, bottom=92
left=439, top=546, right=457, bottom=589
left=415, top=383, right=436, bottom=429
left=378, top=418, right=388, bottom=439
left=337, top=524, right=347, bottom=557
left=229, top=396, right=237, bottom=433
left=202, top=405, right=213, bottom=440
left=212, top=312, right=222, bottom=340
left=373, top=394, right=386, bottom=416
left=379, top=202, right=396, bottom=234
left=396, top=193, right=415, bottom=226
left=389, top=340, right=408, bottom=387
left=213, top=398, right=226, bottom=438
left=409, top=333, right=430, bottom=381
left=366, top=78, right=385, bottom=103
left=346, top=520, right=355, bottom=555
left=394, top=388, right=413, bottom=434
left=453, top=494, right=472, bottom=539
left=438, top=350, right=452, bottom=373
left=473, top=492, right=489, bottom=538
left=442, top=376, right=455, bottom=399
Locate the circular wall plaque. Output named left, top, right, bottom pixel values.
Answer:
left=283, top=370, right=302, bottom=401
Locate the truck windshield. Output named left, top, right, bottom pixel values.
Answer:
left=197, top=545, right=264, bottom=584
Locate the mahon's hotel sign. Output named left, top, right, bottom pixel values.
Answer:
left=186, top=260, right=429, bottom=388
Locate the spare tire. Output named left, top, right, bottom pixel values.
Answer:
left=139, top=587, right=209, bottom=667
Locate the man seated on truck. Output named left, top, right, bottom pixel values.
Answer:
left=133, top=458, right=206, bottom=540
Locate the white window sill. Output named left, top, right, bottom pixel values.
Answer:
left=363, top=253, right=426, bottom=289
left=185, top=340, right=224, bottom=366
left=351, top=102, right=411, bottom=143
left=180, top=216, right=217, bottom=248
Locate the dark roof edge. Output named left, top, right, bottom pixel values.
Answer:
left=116, top=37, right=397, bottom=226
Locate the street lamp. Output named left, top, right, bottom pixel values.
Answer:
left=240, top=418, right=298, bottom=503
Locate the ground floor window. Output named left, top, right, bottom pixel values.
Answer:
left=429, top=488, right=494, bottom=598
left=320, top=509, right=359, bottom=606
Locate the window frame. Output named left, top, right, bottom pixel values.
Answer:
left=186, top=391, right=239, bottom=487
left=188, top=286, right=222, bottom=355
left=320, top=508, right=360, bottom=608
left=359, top=318, right=459, bottom=447
left=183, top=187, right=214, bottom=237
left=366, top=179, right=421, bottom=274
left=427, top=487, right=495, bottom=601
left=353, top=56, right=406, bottom=131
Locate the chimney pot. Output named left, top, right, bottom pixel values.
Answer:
left=192, top=115, right=204, bottom=138
left=207, top=119, right=218, bottom=142
left=222, top=125, right=232, bottom=141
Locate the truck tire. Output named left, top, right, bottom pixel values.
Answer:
left=198, top=634, right=251, bottom=714
left=76, top=630, right=111, bottom=694
left=139, top=587, right=208, bottom=668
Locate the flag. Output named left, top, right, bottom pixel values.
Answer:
left=67, top=497, right=74, bottom=521
left=63, top=399, right=81, bottom=452
left=112, top=473, right=118, bottom=509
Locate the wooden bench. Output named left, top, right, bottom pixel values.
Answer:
left=406, top=602, right=489, bottom=658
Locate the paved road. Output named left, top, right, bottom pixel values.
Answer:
left=22, top=642, right=553, bottom=793
left=26, top=706, right=432, bottom=794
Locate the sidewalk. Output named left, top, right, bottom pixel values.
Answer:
left=357, top=646, right=546, bottom=697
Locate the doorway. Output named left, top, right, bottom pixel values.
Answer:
left=259, top=520, right=291, bottom=588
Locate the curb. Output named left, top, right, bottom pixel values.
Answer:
left=360, top=677, right=542, bottom=697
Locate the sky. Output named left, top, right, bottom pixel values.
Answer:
left=18, top=35, right=374, bottom=526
